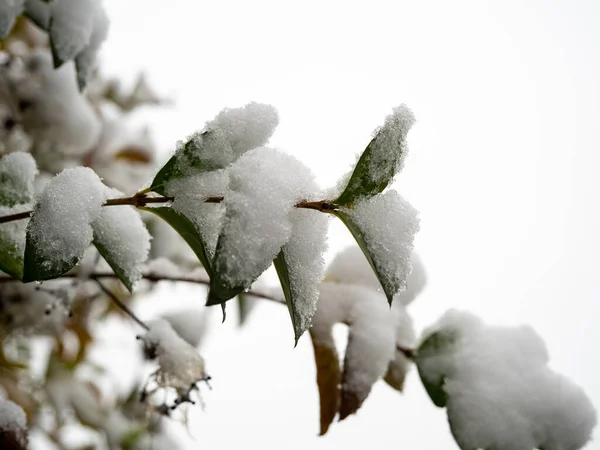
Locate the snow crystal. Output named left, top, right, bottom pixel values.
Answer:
left=49, top=0, right=96, bottom=64
left=312, top=282, right=396, bottom=418
left=207, top=102, right=279, bottom=157
left=0, top=0, right=24, bottom=39
left=92, top=187, right=151, bottom=289
left=170, top=102, right=278, bottom=174
left=369, top=104, right=415, bottom=174
left=0, top=152, right=38, bottom=205
left=213, top=147, right=316, bottom=290
left=140, top=319, right=207, bottom=395
left=418, top=310, right=597, bottom=450
left=27, top=167, right=107, bottom=269
left=167, top=169, right=228, bottom=261
left=0, top=397, right=26, bottom=431
left=343, top=190, right=419, bottom=298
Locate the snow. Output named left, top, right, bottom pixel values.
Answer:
left=27, top=167, right=108, bottom=270
left=383, top=303, right=415, bottom=391
left=92, top=187, right=151, bottom=289
left=74, top=2, right=110, bottom=89
left=170, top=102, right=278, bottom=174
left=0, top=152, right=38, bottom=205
left=342, top=190, right=420, bottom=299
left=139, top=319, right=207, bottom=395
left=161, top=309, right=209, bottom=348
left=280, top=198, right=329, bottom=342
left=167, top=169, right=228, bottom=261
left=49, top=0, right=96, bottom=65
left=311, top=282, right=396, bottom=418
left=213, top=147, right=317, bottom=291
left=0, top=397, right=26, bottom=431
left=207, top=102, right=279, bottom=157
left=24, top=0, right=50, bottom=30
left=0, top=0, right=24, bottom=39
left=417, top=310, right=597, bottom=450
left=10, top=50, right=101, bottom=164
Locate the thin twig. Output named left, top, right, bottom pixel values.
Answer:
left=93, top=279, right=149, bottom=331
left=397, top=345, right=417, bottom=360
left=0, top=192, right=339, bottom=224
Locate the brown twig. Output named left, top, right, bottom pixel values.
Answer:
left=0, top=194, right=339, bottom=224
left=93, top=279, right=150, bottom=331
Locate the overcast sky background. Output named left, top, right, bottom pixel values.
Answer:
left=85, top=1, right=600, bottom=448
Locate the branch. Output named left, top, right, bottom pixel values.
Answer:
left=93, top=279, right=150, bottom=331
left=0, top=193, right=338, bottom=224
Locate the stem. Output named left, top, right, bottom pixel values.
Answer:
left=397, top=345, right=417, bottom=360
left=0, top=194, right=338, bottom=224
left=93, top=279, right=150, bottom=331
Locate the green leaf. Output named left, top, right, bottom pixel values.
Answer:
left=0, top=211, right=28, bottom=279
left=149, top=133, right=220, bottom=195
left=331, top=209, right=395, bottom=303
left=22, top=236, right=79, bottom=282
left=139, top=206, right=212, bottom=275
left=334, top=105, right=414, bottom=206
left=415, top=330, right=457, bottom=408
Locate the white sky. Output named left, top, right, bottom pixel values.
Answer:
left=90, top=0, right=600, bottom=448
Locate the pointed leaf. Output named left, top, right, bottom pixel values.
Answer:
left=236, top=292, right=255, bottom=327
left=309, top=329, right=341, bottom=436
left=332, top=191, right=419, bottom=304
left=335, top=105, right=415, bottom=206
left=140, top=206, right=212, bottom=275
left=415, top=330, right=457, bottom=407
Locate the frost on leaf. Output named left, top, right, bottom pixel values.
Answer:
left=150, top=103, right=278, bottom=194
left=49, top=0, right=96, bottom=67
left=0, top=397, right=28, bottom=450
left=335, top=105, right=415, bottom=205
left=416, top=310, right=597, bottom=450
left=208, top=147, right=314, bottom=305
left=0, top=152, right=38, bottom=207
left=274, top=178, right=328, bottom=344
left=336, top=190, right=420, bottom=304
left=92, top=187, right=151, bottom=292
left=0, top=0, right=24, bottom=39
left=23, top=167, right=108, bottom=282
left=138, top=320, right=209, bottom=404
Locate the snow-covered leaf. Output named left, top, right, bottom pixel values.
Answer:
left=0, top=152, right=38, bottom=207
left=335, top=105, right=415, bottom=206
left=310, top=282, right=395, bottom=429
left=92, top=188, right=151, bottom=292
left=23, top=167, right=107, bottom=282
left=207, top=148, right=312, bottom=306
left=274, top=208, right=328, bottom=344
left=0, top=204, right=30, bottom=279
left=150, top=103, right=278, bottom=194
left=74, top=2, right=109, bottom=90
left=0, top=0, right=24, bottom=39
left=140, top=206, right=213, bottom=275
left=23, top=0, right=50, bottom=30
left=333, top=190, right=419, bottom=304
left=415, top=330, right=456, bottom=407
left=418, top=310, right=597, bottom=450
left=309, top=327, right=341, bottom=436
left=49, top=0, right=97, bottom=68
